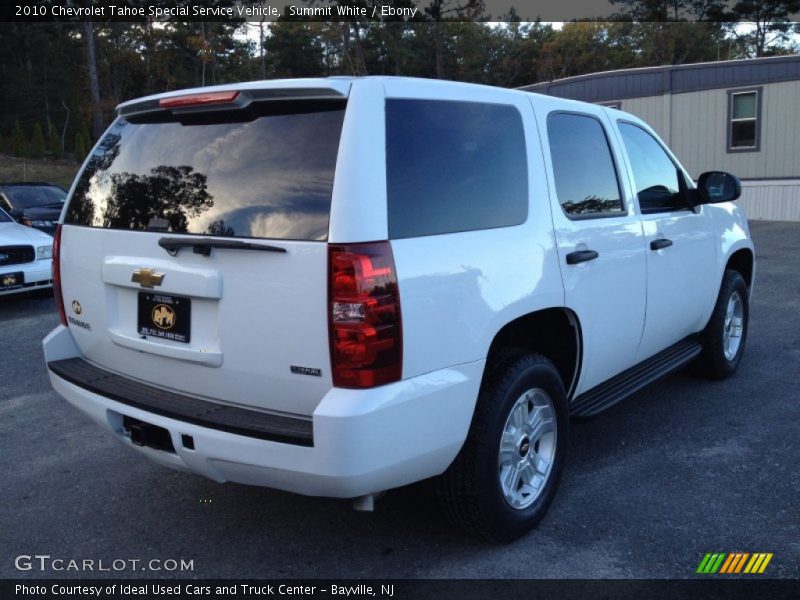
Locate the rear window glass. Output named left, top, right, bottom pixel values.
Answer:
left=386, top=99, right=528, bottom=239
left=66, top=102, right=345, bottom=241
left=4, top=185, right=66, bottom=209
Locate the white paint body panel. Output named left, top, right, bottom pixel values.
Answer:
left=46, top=325, right=483, bottom=498
left=385, top=79, right=563, bottom=378
left=531, top=97, right=648, bottom=393
left=44, top=77, right=754, bottom=496
left=0, top=220, right=53, bottom=296
left=58, top=226, right=332, bottom=416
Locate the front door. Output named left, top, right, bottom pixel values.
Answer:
left=614, top=121, right=718, bottom=361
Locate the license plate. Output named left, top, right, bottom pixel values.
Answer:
left=1, top=272, right=24, bottom=290
left=137, top=292, right=191, bottom=343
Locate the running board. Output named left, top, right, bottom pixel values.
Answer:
left=570, top=337, right=702, bottom=417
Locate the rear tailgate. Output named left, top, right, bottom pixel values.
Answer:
left=59, top=83, right=349, bottom=417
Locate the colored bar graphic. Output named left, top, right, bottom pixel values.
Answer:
left=758, top=553, right=773, bottom=573
left=697, top=553, right=713, bottom=573
left=699, top=552, right=772, bottom=575
left=734, top=553, right=750, bottom=573
left=697, top=553, right=727, bottom=573
left=719, top=554, right=736, bottom=574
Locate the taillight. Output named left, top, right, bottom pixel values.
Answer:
left=53, top=224, right=67, bottom=326
left=159, top=91, right=239, bottom=109
left=328, top=242, right=402, bottom=388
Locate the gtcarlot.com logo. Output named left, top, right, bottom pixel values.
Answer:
left=14, top=554, right=194, bottom=573
left=696, top=552, right=773, bottom=574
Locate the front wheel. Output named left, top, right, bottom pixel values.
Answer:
left=436, top=352, right=569, bottom=542
left=694, top=269, right=749, bottom=379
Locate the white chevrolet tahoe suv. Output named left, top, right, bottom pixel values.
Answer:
left=44, top=77, right=754, bottom=541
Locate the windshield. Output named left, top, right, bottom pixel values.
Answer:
left=66, top=101, right=346, bottom=241
left=0, top=208, right=12, bottom=223
left=4, top=185, right=66, bottom=209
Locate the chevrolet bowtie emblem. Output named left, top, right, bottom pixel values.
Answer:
left=131, top=268, right=165, bottom=288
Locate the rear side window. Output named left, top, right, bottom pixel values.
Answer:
left=66, top=102, right=345, bottom=241
left=547, top=113, right=624, bottom=217
left=386, top=99, right=528, bottom=239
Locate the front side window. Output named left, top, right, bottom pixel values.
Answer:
left=618, top=122, right=689, bottom=214
left=386, top=99, right=528, bottom=238
left=547, top=112, right=624, bottom=217
left=728, top=89, right=760, bottom=151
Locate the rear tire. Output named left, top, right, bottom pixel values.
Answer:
left=436, top=352, right=568, bottom=542
left=694, top=269, right=749, bottom=380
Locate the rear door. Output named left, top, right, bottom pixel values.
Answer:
left=59, top=83, right=349, bottom=417
left=532, top=100, right=647, bottom=394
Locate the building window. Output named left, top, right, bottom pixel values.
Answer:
left=728, top=88, right=761, bottom=152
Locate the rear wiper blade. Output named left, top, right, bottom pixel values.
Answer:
left=158, top=236, right=287, bottom=256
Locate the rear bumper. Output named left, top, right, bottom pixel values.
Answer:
left=43, top=325, right=483, bottom=498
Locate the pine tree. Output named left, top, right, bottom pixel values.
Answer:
left=29, top=123, right=46, bottom=159
left=10, top=121, right=26, bottom=157
left=49, top=127, right=62, bottom=159
left=74, top=123, right=90, bottom=160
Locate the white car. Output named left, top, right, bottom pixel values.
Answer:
left=0, top=207, right=53, bottom=296
left=43, top=77, right=754, bottom=541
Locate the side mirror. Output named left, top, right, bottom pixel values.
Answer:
left=697, top=171, right=741, bottom=204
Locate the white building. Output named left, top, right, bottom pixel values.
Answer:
left=521, top=55, right=800, bottom=222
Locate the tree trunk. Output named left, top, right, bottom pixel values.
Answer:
left=259, top=19, right=266, bottom=79
left=200, top=21, right=207, bottom=86
left=61, top=99, right=70, bottom=154
left=353, top=22, right=367, bottom=75
left=83, top=21, right=103, bottom=141
left=434, top=21, right=444, bottom=78
left=340, top=23, right=357, bottom=75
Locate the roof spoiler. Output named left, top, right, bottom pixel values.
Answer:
left=117, top=86, right=348, bottom=119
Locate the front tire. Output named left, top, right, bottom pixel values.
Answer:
left=695, top=269, right=749, bottom=379
left=436, top=352, right=569, bottom=542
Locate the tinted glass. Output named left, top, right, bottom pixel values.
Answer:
left=547, top=113, right=623, bottom=217
left=731, top=121, right=757, bottom=148
left=386, top=99, right=527, bottom=238
left=732, top=92, right=757, bottom=119
left=618, top=122, right=684, bottom=213
left=4, top=185, right=66, bottom=209
left=66, top=103, right=345, bottom=241
left=0, top=208, right=11, bottom=223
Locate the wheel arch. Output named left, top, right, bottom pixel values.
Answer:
left=726, top=247, right=754, bottom=289
left=485, top=308, right=582, bottom=399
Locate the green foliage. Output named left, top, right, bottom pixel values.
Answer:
left=265, top=21, right=327, bottom=78
left=0, top=14, right=791, bottom=153
left=726, top=0, right=800, bottom=57
left=48, top=127, right=62, bottom=159
left=29, top=122, right=46, bottom=159
left=74, top=123, right=90, bottom=160
left=10, top=121, right=26, bottom=157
